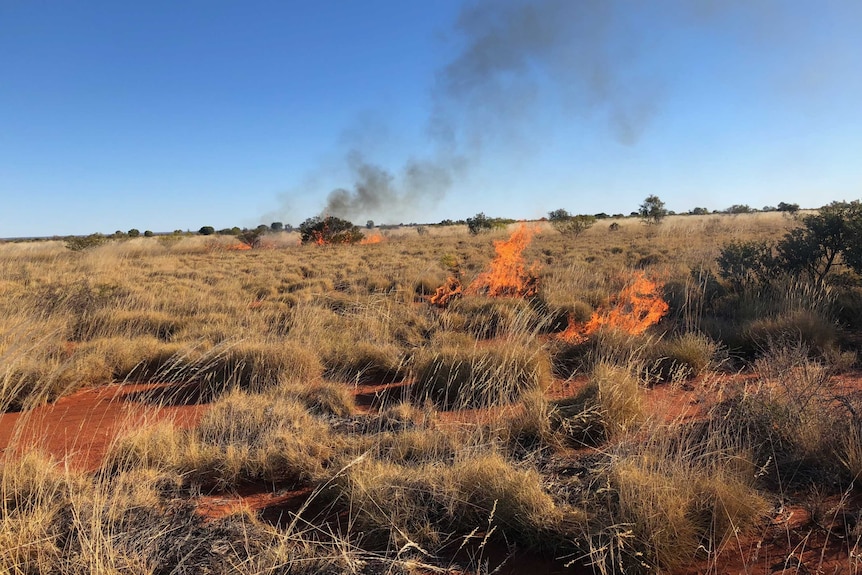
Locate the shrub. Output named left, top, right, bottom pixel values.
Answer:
left=298, top=216, right=364, bottom=244
left=548, top=209, right=596, bottom=237
left=64, top=233, right=108, bottom=251
left=466, top=212, right=494, bottom=235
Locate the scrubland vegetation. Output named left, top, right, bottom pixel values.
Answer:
left=2, top=209, right=862, bottom=573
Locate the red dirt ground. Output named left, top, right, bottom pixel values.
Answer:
left=2, top=374, right=861, bottom=574
left=0, top=382, right=206, bottom=472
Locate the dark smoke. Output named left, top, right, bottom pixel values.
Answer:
left=321, top=152, right=460, bottom=221
left=321, top=0, right=665, bottom=221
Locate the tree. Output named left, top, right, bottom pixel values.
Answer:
left=198, top=226, right=215, bottom=236
left=298, top=216, right=364, bottom=244
left=690, top=207, right=709, bottom=215
left=237, top=228, right=263, bottom=249
left=366, top=220, right=374, bottom=229
left=777, top=202, right=800, bottom=215
left=466, top=212, right=494, bottom=235
left=270, top=222, right=284, bottom=232
left=725, top=204, right=753, bottom=214
left=127, top=228, right=140, bottom=238
left=143, top=230, right=154, bottom=237
left=639, top=195, right=668, bottom=225
left=777, top=200, right=862, bottom=285
left=548, top=209, right=595, bottom=237
left=717, top=200, right=862, bottom=288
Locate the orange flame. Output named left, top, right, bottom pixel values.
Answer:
left=225, top=243, right=252, bottom=251
left=559, top=272, right=669, bottom=343
left=467, top=224, right=540, bottom=298
left=429, top=224, right=541, bottom=307
left=360, top=233, right=384, bottom=245
left=429, top=275, right=464, bottom=308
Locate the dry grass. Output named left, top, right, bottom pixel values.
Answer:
left=2, top=210, right=861, bottom=573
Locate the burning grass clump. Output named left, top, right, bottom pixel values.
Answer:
left=550, top=327, right=651, bottom=379
left=411, top=341, right=552, bottom=409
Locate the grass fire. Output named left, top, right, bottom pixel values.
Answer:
left=2, top=209, right=862, bottom=575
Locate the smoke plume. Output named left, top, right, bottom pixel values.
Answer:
left=319, top=0, right=665, bottom=222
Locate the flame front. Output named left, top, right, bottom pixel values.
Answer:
left=360, top=233, right=384, bottom=245
left=429, top=224, right=540, bottom=307
left=467, top=224, right=540, bottom=298
left=560, top=272, right=669, bottom=343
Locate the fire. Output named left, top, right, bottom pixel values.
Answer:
left=467, top=224, right=540, bottom=298
left=559, top=272, right=669, bottom=343
left=360, top=233, right=384, bottom=245
left=429, top=224, right=541, bottom=307
left=225, top=243, right=252, bottom=251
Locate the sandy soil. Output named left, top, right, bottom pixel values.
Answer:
left=1, top=374, right=861, bottom=574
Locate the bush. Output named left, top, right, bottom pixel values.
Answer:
left=65, top=233, right=108, bottom=251
left=298, top=216, right=364, bottom=244
left=465, top=212, right=494, bottom=235
left=548, top=209, right=596, bottom=237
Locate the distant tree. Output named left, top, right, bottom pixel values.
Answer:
left=438, top=219, right=455, bottom=226
left=237, top=228, right=263, bottom=249
left=725, top=204, right=753, bottom=214
left=466, top=212, right=494, bottom=235
left=127, top=228, right=140, bottom=238
left=112, top=230, right=126, bottom=239
left=594, top=212, right=610, bottom=220
left=198, top=226, right=215, bottom=236
left=270, top=222, right=284, bottom=232
left=548, top=208, right=571, bottom=221
left=366, top=220, right=375, bottom=229
left=548, top=209, right=595, bottom=237
left=639, top=195, right=668, bottom=225
left=762, top=206, right=777, bottom=212
left=298, top=216, right=364, bottom=244
left=690, top=207, right=709, bottom=215
left=65, top=233, right=107, bottom=251
left=777, top=202, right=800, bottom=216
left=143, top=230, right=154, bottom=237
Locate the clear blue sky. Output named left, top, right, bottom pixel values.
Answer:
left=2, top=1, right=860, bottom=237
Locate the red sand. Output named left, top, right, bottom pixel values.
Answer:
left=0, top=382, right=206, bottom=471
left=2, top=374, right=861, bottom=574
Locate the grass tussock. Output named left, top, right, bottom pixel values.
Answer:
left=106, top=390, right=337, bottom=489
left=607, top=424, right=768, bottom=571
left=331, top=449, right=581, bottom=551
left=411, top=340, right=552, bottom=408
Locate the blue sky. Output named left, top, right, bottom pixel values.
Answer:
left=1, top=1, right=860, bottom=237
